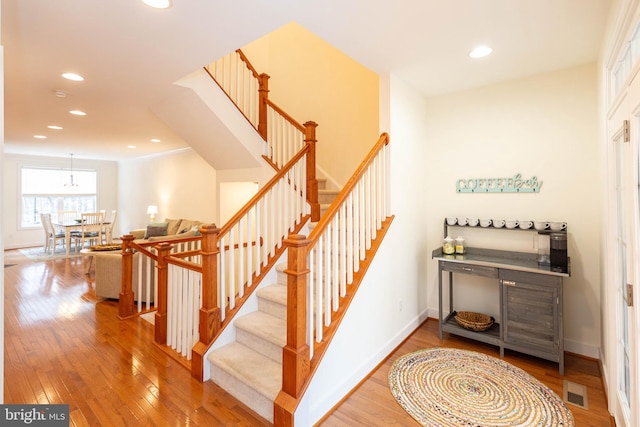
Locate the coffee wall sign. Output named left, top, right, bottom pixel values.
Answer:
left=456, top=173, right=543, bottom=193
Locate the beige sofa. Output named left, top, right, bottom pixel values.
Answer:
left=94, top=251, right=155, bottom=302
left=129, top=218, right=204, bottom=242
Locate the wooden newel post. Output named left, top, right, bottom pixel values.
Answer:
left=304, top=121, right=320, bottom=222
left=154, top=242, right=172, bottom=345
left=192, top=224, right=221, bottom=380
left=258, top=73, right=270, bottom=141
left=274, top=234, right=311, bottom=426
left=199, top=224, right=221, bottom=343
left=119, top=234, right=135, bottom=318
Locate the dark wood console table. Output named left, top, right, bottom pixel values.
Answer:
left=433, top=247, right=570, bottom=374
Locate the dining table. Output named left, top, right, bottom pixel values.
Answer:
left=51, top=219, right=111, bottom=256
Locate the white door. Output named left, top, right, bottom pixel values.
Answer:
left=608, top=74, right=640, bottom=427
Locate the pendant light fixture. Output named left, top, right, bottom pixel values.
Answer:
left=65, top=153, right=79, bottom=187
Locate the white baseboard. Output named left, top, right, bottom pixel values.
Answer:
left=564, top=339, right=600, bottom=359
left=4, top=243, right=41, bottom=251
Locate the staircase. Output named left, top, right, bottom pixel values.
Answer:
left=207, top=178, right=338, bottom=423
left=123, top=48, right=392, bottom=426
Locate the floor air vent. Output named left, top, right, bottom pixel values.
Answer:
left=563, top=380, right=588, bottom=409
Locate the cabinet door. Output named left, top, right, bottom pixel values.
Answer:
left=501, top=272, right=561, bottom=356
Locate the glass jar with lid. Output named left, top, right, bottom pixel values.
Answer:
left=442, top=236, right=455, bottom=255
left=455, top=236, right=466, bottom=254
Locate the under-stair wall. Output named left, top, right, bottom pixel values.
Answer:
left=151, top=68, right=272, bottom=179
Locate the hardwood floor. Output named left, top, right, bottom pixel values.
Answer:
left=318, top=323, right=614, bottom=427
left=4, top=249, right=613, bottom=426
left=3, top=249, right=270, bottom=426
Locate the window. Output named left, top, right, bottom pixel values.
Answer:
left=20, top=167, right=97, bottom=228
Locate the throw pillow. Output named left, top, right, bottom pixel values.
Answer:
left=191, top=224, right=201, bottom=236
left=144, top=222, right=168, bottom=239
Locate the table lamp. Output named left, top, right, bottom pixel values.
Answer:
left=146, top=205, right=158, bottom=222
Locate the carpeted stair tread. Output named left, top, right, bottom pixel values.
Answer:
left=208, top=342, right=282, bottom=400
left=257, top=284, right=287, bottom=306
left=235, top=311, right=286, bottom=347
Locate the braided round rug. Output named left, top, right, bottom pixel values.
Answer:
left=388, top=348, right=574, bottom=426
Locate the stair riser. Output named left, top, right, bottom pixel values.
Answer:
left=277, top=269, right=287, bottom=286
left=236, top=328, right=283, bottom=364
left=209, top=365, right=275, bottom=423
left=258, top=298, right=287, bottom=320
left=318, top=191, right=340, bottom=204
left=317, top=178, right=327, bottom=191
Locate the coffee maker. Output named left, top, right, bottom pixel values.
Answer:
left=550, top=233, right=568, bottom=273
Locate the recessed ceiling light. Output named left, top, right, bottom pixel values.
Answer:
left=142, top=0, right=171, bottom=9
left=54, top=90, right=68, bottom=98
left=61, top=72, right=84, bottom=81
left=151, top=138, right=161, bottom=143
left=128, top=145, right=137, bottom=149
left=69, top=110, right=86, bottom=116
left=34, top=135, right=47, bottom=139
left=469, top=46, right=493, bottom=58
left=48, top=125, right=63, bottom=130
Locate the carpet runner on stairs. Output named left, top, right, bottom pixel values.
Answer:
left=207, top=178, right=339, bottom=423
left=207, top=265, right=288, bottom=423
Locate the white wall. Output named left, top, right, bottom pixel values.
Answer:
left=219, top=182, right=258, bottom=224
left=241, top=22, right=380, bottom=186
left=2, top=154, right=118, bottom=249
left=2, top=149, right=224, bottom=247
left=298, top=73, right=430, bottom=425
left=424, top=63, right=602, bottom=357
left=117, top=148, right=218, bottom=235
left=297, top=64, right=602, bottom=424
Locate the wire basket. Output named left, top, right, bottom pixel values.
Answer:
left=454, top=311, right=495, bottom=332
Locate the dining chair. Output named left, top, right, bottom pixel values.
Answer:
left=41, top=213, right=66, bottom=255
left=74, top=212, right=105, bottom=251
left=56, top=210, right=78, bottom=225
left=102, top=210, right=117, bottom=244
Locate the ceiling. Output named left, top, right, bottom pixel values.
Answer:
left=2, top=0, right=613, bottom=161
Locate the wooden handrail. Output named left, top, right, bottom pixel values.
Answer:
left=308, top=132, right=389, bottom=241
left=274, top=133, right=392, bottom=426
left=164, top=256, right=202, bottom=272
left=219, top=145, right=311, bottom=237
left=235, top=49, right=261, bottom=80
left=163, top=237, right=262, bottom=270
left=265, top=99, right=306, bottom=132
left=205, top=49, right=313, bottom=170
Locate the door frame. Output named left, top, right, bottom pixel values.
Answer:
left=603, top=3, right=640, bottom=424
